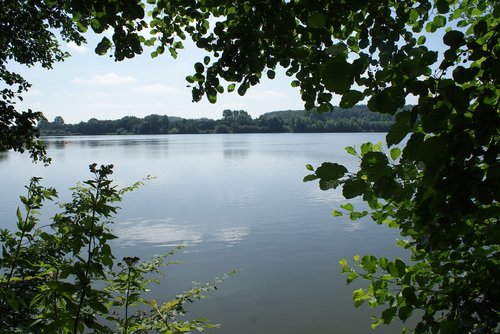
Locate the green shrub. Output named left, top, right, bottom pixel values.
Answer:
left=0, top=164, right=230, bottom=333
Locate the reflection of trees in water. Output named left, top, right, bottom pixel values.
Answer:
left=223, top=149, right=250, bottom=160
left=0, top=151, right=8, bottom=162
left=222, top=139, right=250, bottom=160
left=80, top=139, right=120, bottom=148
left=52, top=140, right=67, bottom=149
left=44, top=137, right=170, bottom=157
left=44, top=140, right=70, bottom=150
left=76, top=138, right=164, bottom=148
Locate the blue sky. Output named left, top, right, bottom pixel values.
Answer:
left=15, top=35, right=307, bottom=124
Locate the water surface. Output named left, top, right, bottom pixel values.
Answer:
left=0, top=133, right=408, bottom=333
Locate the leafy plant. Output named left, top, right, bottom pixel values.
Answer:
left=3, top=0, right=499, bottom=332
left=0, top=164, right=229, bottom=333
left=306, top=138, right=499, bottom=332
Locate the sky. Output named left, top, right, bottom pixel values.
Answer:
left=14, top=34, right=308, bottom=124
left=13, top=23, right=445, bottom=125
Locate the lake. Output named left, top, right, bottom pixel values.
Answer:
left=0, top=133, right=409, bottom=333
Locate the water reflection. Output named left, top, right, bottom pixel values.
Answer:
left=114, top=218, right=203, bottom=247
left=211, top=226, right=250, bottom=247
left=222, top=139, right=251, bottom=160
left=45, top=140, right=70, bottom=150
left=43, top=136, right=170, bottom=159
left=0, top=151, right=8, bottom=162
left=79, top=138, right=161, bottom=148
left=223, top=149, right=250, bottom=160
left=114, top=218, right=249, bottom=248
left=44, top=136, right=168, bottom=148
left=2, top=133, right=405, bottom=334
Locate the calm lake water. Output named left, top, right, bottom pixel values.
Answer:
left=0, top=133, right=409, bottom=333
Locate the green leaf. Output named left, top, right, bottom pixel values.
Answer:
left=473, top=20, right=488, bottom=37
left=237, top=82, right=249, bottom=96
left=340, top=90, right=364, bottom=108
left=227, top=83, right=236, bottom=92
left=390, top=147, right=401, bottom=160
left=394, top=259, right=406, bottom=277
left=349, top=210, right=367, bottom=220
left=194, top=62, right=204, bottom=73
left=319, top=179, right=340, bottom=190
left=16, top=207, right=23, bottom=224
left=367, top=86, right=406, bottom=115
left=317, top=103, right=332, bottom=113
left=440, top=320, right=460, bottom=334
left=305, top=164, right=314, bottom=171
left=321, top=56, right=354, bottom=94
left=346, top=272, right=358, bottom=284
left=374, top=176, right=399, bottom=199
left=435, top=0, right=450, bottom=14
left=398, top=306, right=413, bottom=321
left=6, top=293, right=21, bottom=311
left=360, top=152, right=389, bottom=175
left=308, top=12, right=326, bottom=29
left=326, top=43, right=348, bottom=57
left=95, top=37, right=112, bottom=55
left=332, top=210, right=343, bottom=217
left=443, top=30, right=465, bottom=48
left=303, top=174, right=319, bottom=182
left=381, top=307, right=397, bottom=324
left=339, top=258, right=349, bottom=271
left=345, top=146, right=357, bottom=156
left=267, top=70, right=276, bottom=79
left=353, top=288, right=367, bottom=307
left=432, top=15, right=447, bottom=29
left=315, top=162, right=348, bottom=181
left=387, top=262, right=398, bottom=278
left=361, top=255, right=378, bottom=273
left=343, top=179, right=365, bottom=199
left=409, top=9, right=419, bottom=21
left=452, top=66, right=479, bottom=84
left=371, top=318, right=384, bottom=329
left=379, top=257, right=389, bottom=270
left=341, top=203, right=354, bottom=211
left=441, top=84, right=469, bottom=111
left=386, top=111, right=412, bottom=146
left=207, top=91, right=217, bottom=104
left=360, top=142, right=374, bottom=156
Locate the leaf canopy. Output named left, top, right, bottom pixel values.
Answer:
left=1, top=0, right=499, bottom=332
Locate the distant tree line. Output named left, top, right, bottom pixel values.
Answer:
left=38, top=105, right=394, bottom=136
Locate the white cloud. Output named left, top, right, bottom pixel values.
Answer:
left=132, top=84, right=179, bottom=94
left=212, top=226, right=249, bottom=245
left=67, top=41, right=88, bottom=53
left=114, top=219, right=204, bottom=246
left=72, top=72, right=136, bottom=85
left=113, top=218, right=249, bottom=247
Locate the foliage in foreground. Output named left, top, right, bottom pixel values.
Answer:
left=305, top=140, right=499, bottom=332
left=2, top=0, right=499, bottom=332
left=297, top=0, right=500, bottom=332
left=0, top=164, right=229, bottom=333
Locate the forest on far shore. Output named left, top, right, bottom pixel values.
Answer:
left=38, top=105, right=395, bottom=135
